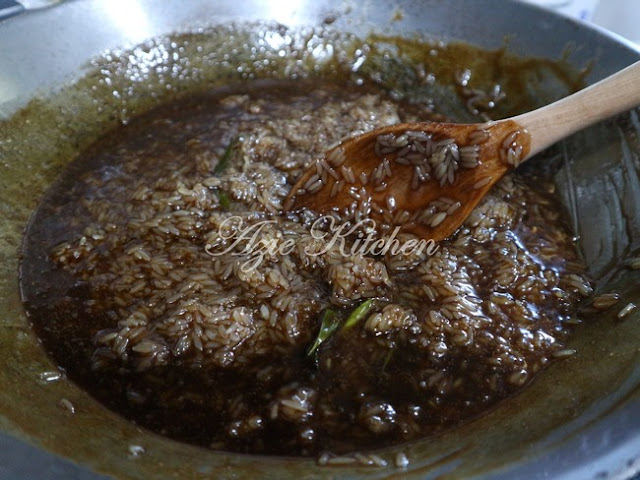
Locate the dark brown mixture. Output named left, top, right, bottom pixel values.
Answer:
left=20, top=79, right=590, bottom=456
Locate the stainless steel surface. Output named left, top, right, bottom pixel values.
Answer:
left=0, top=432, right=109, bottom=480
left=0, top=0, right=22, bottom=20
left=0, top=1, right=638, bottom=479
left=0, top=0, right=63, bottom=22
left=1, top=0, right=638, bottom=117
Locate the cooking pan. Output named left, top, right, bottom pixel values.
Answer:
left=0, top=0, right=639, bottom=478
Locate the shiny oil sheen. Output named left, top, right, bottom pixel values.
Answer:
left=0, top=1, right=639, bottom=479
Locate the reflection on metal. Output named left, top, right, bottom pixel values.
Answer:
left=0, top=0, right=23, bottom=21
left=100, top=0, right=152, bottom=41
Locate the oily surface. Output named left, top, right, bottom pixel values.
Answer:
left=0, top=20, right=638, bottom=479
left=22, top=78, right=589, bottom=456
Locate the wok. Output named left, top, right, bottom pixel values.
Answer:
left=0, top=0, right=639, bottom=478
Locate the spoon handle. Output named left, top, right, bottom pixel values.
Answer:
left=513, top=60, right=640, bottom=158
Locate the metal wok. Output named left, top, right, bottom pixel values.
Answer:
left=0, top=0, right=638, bottom=478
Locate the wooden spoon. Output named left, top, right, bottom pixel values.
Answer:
left=285, top=60, right=640, bottom=241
